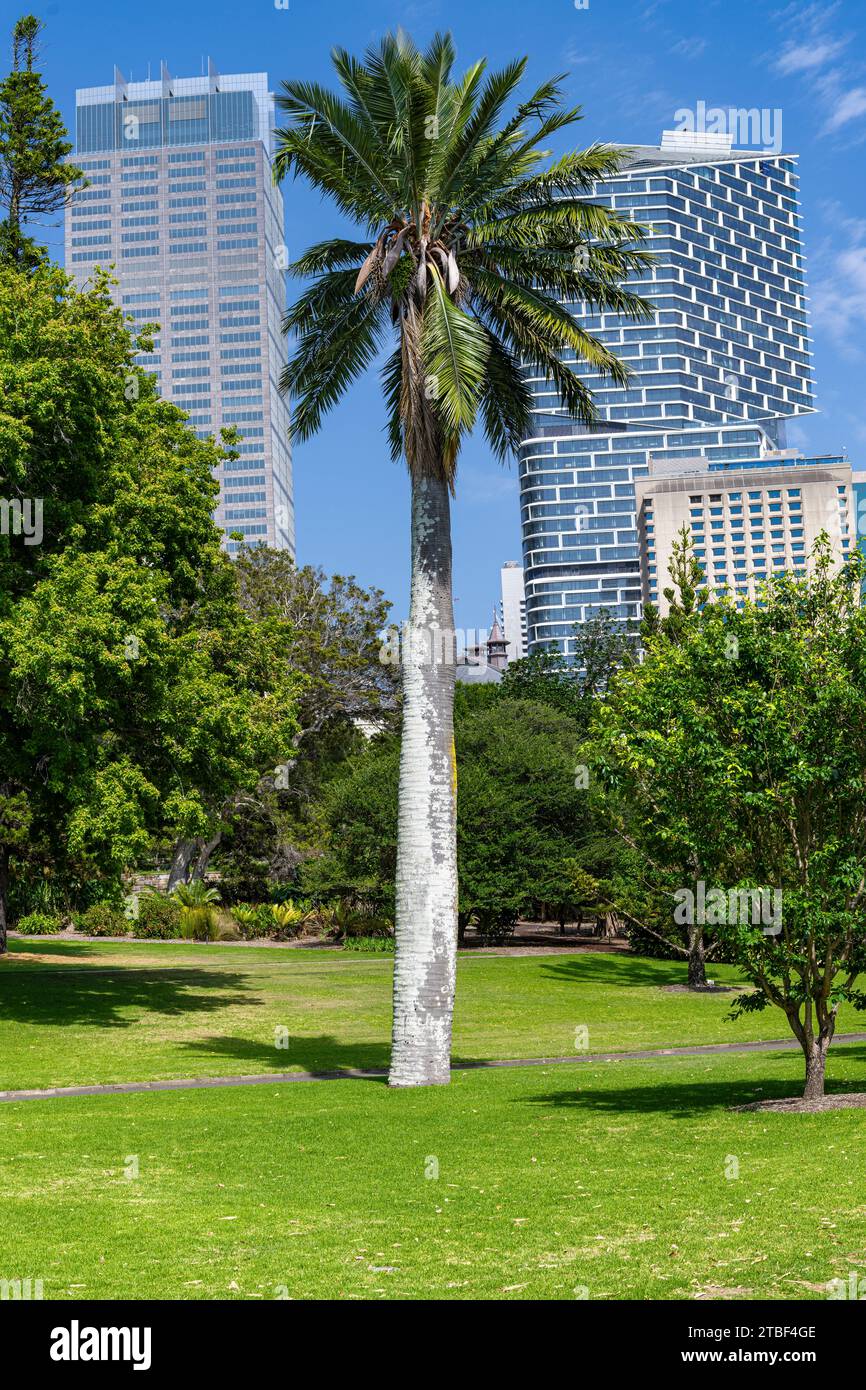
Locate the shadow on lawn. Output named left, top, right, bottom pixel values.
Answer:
left=179, top=1033, right=511, bottom=1077
left=180, top=1032, right=393, bottom=1076
left=518, top=1045, right=866, bottom=1117
left=0, top=968, right=256, bottom=1029
left=539, top=954, right=740, bottom=989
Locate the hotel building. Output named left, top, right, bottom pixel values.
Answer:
left=636, top=454, right=853, bottom=616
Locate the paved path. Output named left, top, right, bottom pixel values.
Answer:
left=3, top=1032, right=866, bottom=1104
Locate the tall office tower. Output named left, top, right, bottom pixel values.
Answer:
left=65, top=62, right=294, bottom=554
left=636, top=454, right=853, bottom=616
left=519, top=129, right=815, bottom=655
left=500, top=562, right=528, bottom=662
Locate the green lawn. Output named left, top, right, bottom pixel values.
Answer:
left=2, top=941, right=865, bottom=1301
left=2, top=939, right=863, bottom=1092
left=2, top=1048, right=866, bottom=1300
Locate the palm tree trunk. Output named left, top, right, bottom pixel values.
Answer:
left=389, top=471, right=458, bottom=1087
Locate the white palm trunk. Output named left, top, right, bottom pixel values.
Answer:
left=389, top=471, right=458, bottom=1087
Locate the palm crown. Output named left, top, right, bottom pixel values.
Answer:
left=275, top=30, right=653, bottom=482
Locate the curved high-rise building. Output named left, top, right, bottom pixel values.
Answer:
left=519, top=129, right=815, bottom=655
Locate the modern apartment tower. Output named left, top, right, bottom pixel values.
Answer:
left=519, top=129, right=815, bottom=654
left=65, top=62, right=294, bottom=554
left=500, top=562, right=528, bottom=662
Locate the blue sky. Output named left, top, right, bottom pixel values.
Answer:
left=26, top=0, right=866, bottom=627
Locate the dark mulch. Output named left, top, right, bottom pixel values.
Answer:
left=732, top=1092, right=866, bottom=1114
left=662, top=983, right=738, bottom=994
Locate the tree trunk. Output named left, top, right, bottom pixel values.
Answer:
left=389, top=472, right=457, bottom=1088
left=802, top=1026, right=834, bottom=1101
left=687, top=926, right=707, bottom=988
left=167, top=839, right=196, bottom=892
left=192, top=833, right=221, bottom=882
left=0, top=846, right=8, bottom=955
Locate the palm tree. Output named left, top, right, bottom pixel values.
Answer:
left=274, top=31, right=652, bottom=1087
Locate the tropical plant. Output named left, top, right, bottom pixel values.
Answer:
left=231, top=903, right=261, bottom=939
left=274, top=30, right=650, bottom=1085
left=172, top=880, right=221, bottom=942
left=268, top=900, right=306, bottom=938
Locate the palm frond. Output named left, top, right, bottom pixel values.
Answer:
left=421, top=264, right=490, bottom=437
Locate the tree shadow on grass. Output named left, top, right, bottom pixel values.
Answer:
left=538, top=954, right=741, bottom=989
left=180, top=1032, right=393, bottom=1077
left=517, top=1046, right=866, bottom=1118
left=4, top=939, right=115, bottom=961
left=0, top=969, right=256, bottom=1030
left=179, top=1033, right=511, bottom=1077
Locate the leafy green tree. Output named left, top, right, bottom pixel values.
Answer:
left=595, top=540, right=866, bottom=1099
left=308, top=697, right=592, bottom=946
left=204, top=548, right=399, bottom=894
left=0, top=262, right=300, bottom=949
left=0, top=15, right=81, bottom=268
left=274, top=31, right=651, bottom=1084
left=500, top=609, right=635, bottom=730
left=640, top=524, right=706, bottom=644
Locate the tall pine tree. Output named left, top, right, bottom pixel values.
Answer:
left=0, top=14, right=82, bottom=268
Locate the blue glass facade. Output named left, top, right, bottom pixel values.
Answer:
left=520, top=134, right=815, bottom=654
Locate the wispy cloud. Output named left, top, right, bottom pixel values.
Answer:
left=673, top=37, right=707, bottom=61
left=775, top=37, right=849, bottom=75
left=770, top=2, right=865, bottom=141
left=821, top=84, right=866, bottom=133
left=812, top=215, right=866, bottom=359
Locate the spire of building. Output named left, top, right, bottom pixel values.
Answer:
left=486, top=605, right=509, bottom=671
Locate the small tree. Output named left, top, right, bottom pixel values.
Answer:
left=0, top=15, right=82, bottom=268
left=596, top=540, right=866, bottom=1099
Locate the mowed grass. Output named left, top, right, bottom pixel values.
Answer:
left=2, top=1047, right=866, bottom=1300
left=2, top=940, right=864, bottom=1092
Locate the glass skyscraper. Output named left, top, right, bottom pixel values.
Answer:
left=519, top=129, right=815, bottom=654
left=64, top=61, right=294, bottom=554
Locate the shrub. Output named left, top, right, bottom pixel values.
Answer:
left=342, top=934, right=395, bottom=954
left=15, top=911, right=65, bottom=936
left=76, top=902, right=129, bottom=937
left=323, top=902, right=393, bottom=940
left=268, top=901, right=306, bottom=939
left=231, top=904, right=263, bottom=939
left=172, top=881, right=221, bottom=941
left=131, top=893, right=182, bottom=939
left=474, top=908, right=517, bottom=947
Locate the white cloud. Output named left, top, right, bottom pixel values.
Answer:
left=821, top=85, right=866, bottom=133
left=812, top=243, right=866, bottom=357
left=673, top=37, right=707, bottom=61
left=775, top=37, right=849, bottom=75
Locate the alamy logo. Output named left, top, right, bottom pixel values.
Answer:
left=0, top=1277, right=43, bottom=1299
left=49, top=1320, right=152, bottom=1372
left=673, top=101, right=783, bottom=155
left=0, top=497, right=43, bottom=545
left=674, top=882, right=782, bottom=936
